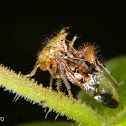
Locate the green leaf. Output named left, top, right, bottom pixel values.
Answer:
left=78, top=56, right=126, bottom=125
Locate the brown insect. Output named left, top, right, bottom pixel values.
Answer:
left=25, top=27, right=119, bottom=108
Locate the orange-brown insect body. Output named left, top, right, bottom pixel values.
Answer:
left=25, top=27, right=119, bottom=108
left=81, top=45, right=96, bottom=64
left=38, top=27, right=68, bottom=77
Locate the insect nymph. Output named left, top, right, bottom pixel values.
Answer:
left=25, top=27, right=119, bottom=108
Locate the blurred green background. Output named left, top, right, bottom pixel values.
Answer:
left=0, top=1, right=126, bottom=126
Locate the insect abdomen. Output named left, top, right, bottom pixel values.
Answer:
left=94, top=93, right=119, bottom=108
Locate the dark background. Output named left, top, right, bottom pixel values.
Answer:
left=0, top=1, right=126, bottom=126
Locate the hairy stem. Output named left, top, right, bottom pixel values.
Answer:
left=0, top=64, right=104, bottom=126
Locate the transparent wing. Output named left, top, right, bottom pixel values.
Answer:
left=60, top=54, right=119, bottom=108
left=93, top=70, right=119, bottom=108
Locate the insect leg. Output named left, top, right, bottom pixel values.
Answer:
left=24, top=60, right=40, bottom=78
left=49, top=75, right=54, bottom=88
left=56, top=79, right=62, bottom=97
left=57, top=54, right=75, bottom=100
left=61, top=73, right=74, bottom=100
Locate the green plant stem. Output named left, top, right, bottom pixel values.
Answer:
left=0, top=64, right=104, bottom=126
